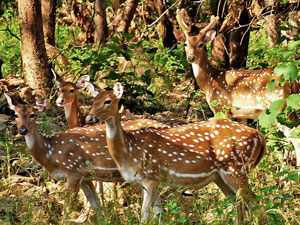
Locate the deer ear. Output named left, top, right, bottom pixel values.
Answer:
left=113, top=83, right=124, bottom=100
left=34, top=98, right=47, bottom=111
left=204, top=30, right=216, bottom=44
left=76, top=75, right=90, bottom=90
left=174, top=28, right=186, bottom=43
left=52, top=68, right=63, bottom=88
left=4, top=93, right=16, bottom=111
left=86, top=82, right=100, bottom=97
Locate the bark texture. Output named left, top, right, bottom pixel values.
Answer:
left=18, top=0, right=51, bottom=97
left=264, top=0, right=280, bottom=47
left=94, top=0, right=108, bottom=45
left=211, top=0, right=250, bottom=69
left=211, top=0, right=229, bottom=68
left=228, top=2, right=250, bottom=68
left=41, top=0, right=56, bottom=45
left=115, top=0, right=139, bottom=33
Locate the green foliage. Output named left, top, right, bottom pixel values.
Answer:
left=285, top=94, right=300, bottom=111
left=247, top=30, right=284, bottom=69
left=259, top=99, right=285, bottom=128
left=0, top=8, right=21, bottom=76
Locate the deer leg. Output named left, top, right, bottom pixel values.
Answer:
left=63, top=178, right=81, bottom=223
left=96, top=181, right=105, bottom=204
left=217, top=171, right=260, bottom=225
left=141, top=179, right=161, bottom=223
left=81, top=180, right=101, bottom=211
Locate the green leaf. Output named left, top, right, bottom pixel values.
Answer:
left=288, top=171, right=298, bottom=181
left=267, top=79, right=277, bottom=92
left=274, top=168, right=288, bottom=178
left=259, top=99, right=285, bottom=128
left=274, top=62, right=298, bottom=83
left=286, top=94, right=300, bottom=110
left=276, top=25, right=289, bottom=31
left=183, top=100, right=189, bottom=107
left=288, top=40, right=300, bottom=51
left=0, top=141, right=5, bottom=147
left=282, top=51, right=294, bottom=60
left=213, top=112, right=227, bottom=119
left=290, top=125, right=300, bottom=138
left=276, top=36, right=286, bottom=44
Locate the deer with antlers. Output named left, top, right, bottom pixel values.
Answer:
left=86, top=83, right=266, bottom=224
left=174, top=9, right=296, bottom=124
left=174, top=9, right=300, bottom=168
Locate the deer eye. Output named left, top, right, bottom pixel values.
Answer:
left=183, top=43, right=187, bottom=47
left=199, top=43, right=203, bottom=48
left=104, top=100, right=111, bottom=105
left=30, top=113, right=36, bottom=119
left=69, top=89, right=74, bottom=94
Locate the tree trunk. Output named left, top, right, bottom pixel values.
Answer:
left=116, top=0, right=139, bottom=33
left=94, top=0, right=108, bottom=45
left=110, top=0, right=125, bottom=13
left=152, top=0, right=176, bottom=48
left=211, top=0, right=229, bottom=68
left=41, top=0, right=56, bottom=45
left=264, top=0, right=280, bottom=47
left=288, top=10, right=299, bottom=40
left=228, top=2, right=250, bottom=68
left=18, top=0, right=51, bottom=97
left=265, top=14, right=279, bottom=47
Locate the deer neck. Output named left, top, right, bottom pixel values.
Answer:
left=25, top=124, right=50, bottom=167
left=105, top=114, right=140, bottom=182
left=64, top=96, right=82, bottom=128
left=192, top=50, right=221, bottom=94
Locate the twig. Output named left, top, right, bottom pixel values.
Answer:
left=147, top=0, right=180, bottom=28
left=1, top=17, right=20, bottom=40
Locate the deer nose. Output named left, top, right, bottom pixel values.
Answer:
left=56, top=98, right=65, bottom=106
left=187, top=56, right=195, bottom=62
left=85, top=115, right=99, bottom=124
left=19, top=125, right=28, bottom=135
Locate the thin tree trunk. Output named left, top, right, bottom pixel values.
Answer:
left=41, top=0, right=56, bottom=45
left=211, top=0, right=229, bottom=68
left=18, top=0, right=51, bottom=97
left=153, top=0, right=176, bottom=48
left=264, top=0, right=280, bottom=47
left=110, top=0, right=125, bottom=13
left=288, top=10, right=299, bottom=40
left=116, top=0, right=139, bottom=33
left=228, top=2, right=250, bottom=68
left=94, top=0, right=108, bottom=45
left=265, top=14, right=279, bottom=47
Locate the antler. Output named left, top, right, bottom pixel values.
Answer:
left=200, top=15, right=219, bottom=35
left=176, top=9, right=191, bottom=36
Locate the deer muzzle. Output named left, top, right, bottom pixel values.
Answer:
left=187, top=56, right=195, bottom=63
left=19, top=125, right=28, bottom=135
left=85, top=115, right=99, bottom=124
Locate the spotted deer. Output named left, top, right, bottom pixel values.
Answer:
left=174, top=8, right=300, bottom=168
left=53, top=69, right=90, bottom=128
left=52, top=69, right=165, bottom=130
left=4, top=93, right=167, bottom=221
left=174, top=9, right=295, bottom=124
left=86, top=83, right=266, bottom=224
